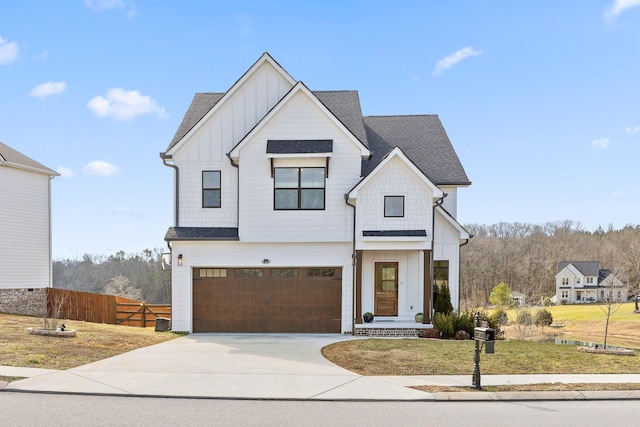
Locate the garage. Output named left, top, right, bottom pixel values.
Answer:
left=192, top=267, right=342, bottom=333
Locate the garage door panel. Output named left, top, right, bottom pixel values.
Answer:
left=193, top=267, right=341, bottom=333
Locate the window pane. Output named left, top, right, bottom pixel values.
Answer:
left=203, top=171, right=220, bottom=189
left=300, top=189, right=324, bottom=209
left=300, top=168, right=325, bottom=188
left=308, top=268, right=335, bottom=277
left=274, top=168, right=298, bottom=188
left=203, top=189, right=221, bottom=208
left=385, top=196, right=404, bottom=217
left=272, top=268, right=299, bottom=278
left=275, top=189, right=298, bottom=209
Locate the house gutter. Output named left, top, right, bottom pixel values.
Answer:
left=431, top=193, right=447, bottom=319
left=160, top=153, right=179, bottom=227
left=345, top=195, right=357, bottom=335
left=458, top=236, right=472, bottom=312
left=226, top=153, right=240, bottom=230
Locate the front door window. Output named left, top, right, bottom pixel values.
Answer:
left=375, top=262, right=398, bottom=316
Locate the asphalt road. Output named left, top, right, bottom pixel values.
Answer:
left=1, top=393, right=640, bottom=426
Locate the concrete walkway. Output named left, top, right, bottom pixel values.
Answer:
left=2, top=334, right=640, bottom=401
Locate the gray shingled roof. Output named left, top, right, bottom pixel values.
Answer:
left=167, top=93, right=224, bottom=150
left=362, top=115, right=470, bottom=185
left=266, top=140, right=333, bottom=154
left=557, top=261, right=601, bottom=276
left=166, top=92, right=470, bottom=186
left=0, top=141, right=57, bottom=175
left=165, top=227, right=239, bottom=241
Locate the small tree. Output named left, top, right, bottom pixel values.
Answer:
left=489, top=282, right=514, bottom=309
left=598, top=269, right=628, bottom=349
left=513, top=307, right=534, bottom=340
left=434, top=285, right=453, bottom=315
left=105, top=275, right=142, bottom=301
left=534, top=308, right=553, bottom=333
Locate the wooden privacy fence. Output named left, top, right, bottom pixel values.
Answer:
left=47, top=288, right=170, bottom=328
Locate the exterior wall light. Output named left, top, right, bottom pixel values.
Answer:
left=262, top=259, right=270, bottom=264
left=177, top=254, right=183, bottom=266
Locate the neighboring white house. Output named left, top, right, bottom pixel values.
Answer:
left=160, top=53, right=471, bottom=334
left=556, top=261, right=627, bottom=304
left=0, top=141, right=58, bottom=314
left=512, top=291, right=526, bottom=306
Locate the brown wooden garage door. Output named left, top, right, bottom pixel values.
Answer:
left=193, top=267, right=342, bottom=333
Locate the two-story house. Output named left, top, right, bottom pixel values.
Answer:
left=0, top=141, right=58, bottom=315
left=556, top=261, right=627, bottom=304
left=160, top=53, right=471, bottom=334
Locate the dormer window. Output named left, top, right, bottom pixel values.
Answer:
left=384, top=196, right=404, bottom=217
left=202, top=171, right=221, bottom=208
left=274, top=167, right=325, bottom=210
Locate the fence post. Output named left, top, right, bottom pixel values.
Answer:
left=141, top=303, right=146, bottom=328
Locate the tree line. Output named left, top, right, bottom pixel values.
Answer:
left=53, top=248, right=171, bottom=304
left=460, top=220, right=640, bottom=310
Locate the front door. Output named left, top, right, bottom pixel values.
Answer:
left=375, top=262, right=398, bottom=316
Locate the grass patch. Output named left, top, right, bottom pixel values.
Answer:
left=413, top=383, right=640, bottom=393
left=322, top=339, right=640, bottom=376
left=0, top=313, right=178, bottom=371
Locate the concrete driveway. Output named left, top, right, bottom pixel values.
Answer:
left=4, top=334, right=431, bottom=400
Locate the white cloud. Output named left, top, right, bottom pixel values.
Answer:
left=434, top=47, right=483, bottom=76
left=605, top=0, right=640, bottom=18
left=85, top=0, right=125, bottom=11
left=29, top=81, right=67, bottom=98
left=592, top=138, right=611, bottom=149
left=83, top=160, right=119, bottom=176
left=610, top=190, right=625, bottom=198
left=56, top=166, right=75, bottom=179
left=625, top=126, right=640, bottom=134
left=87, top=88, right=167, bottom=121
left=0, top=35, right=19, bottom=64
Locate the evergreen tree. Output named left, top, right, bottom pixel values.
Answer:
left=435, top=285, right=453, bottom=314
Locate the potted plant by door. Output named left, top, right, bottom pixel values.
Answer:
left=415, top=312, right=424, bottom=323
left=363, top=312, right=374, bottom=323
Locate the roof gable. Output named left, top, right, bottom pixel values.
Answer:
left=362, top=115, right=470, bottom=186
left=0, top=141, right=58, bottom=176
left=435, top=205, right=470, bottom=240
left=557, top=261, right=600, bottom=276
left=228, top=82, right=370, bottom=161
left=164, top=52, right=296, bottom=155
left=348, top=146, right=443, bottom=199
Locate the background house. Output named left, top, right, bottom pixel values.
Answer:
left=161, top=53, right=471, bottom=334
left=0, top=141, right=58, bottom=315
left=556, top=261, right=627, bottom=304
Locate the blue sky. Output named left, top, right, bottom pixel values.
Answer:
left=1, top=1, right=639, bottom=259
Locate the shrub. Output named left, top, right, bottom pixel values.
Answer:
left=421, top=328, right=440, bottom=338
left=434, top=285, right=453, bottom=314
left=454, top=310, right=476, bottom=336
left=454, top=330, right=470, bottom=340
left=432, top=312, right=454, bottom=338
left=513, top=308, right=534, bottom=340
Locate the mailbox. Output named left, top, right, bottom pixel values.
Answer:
left=474, top=327, right=495, bottom=354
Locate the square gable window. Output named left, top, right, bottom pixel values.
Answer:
left=384, top=196, right=404, bottom=217
left=203, top=171, right=221, bottom=208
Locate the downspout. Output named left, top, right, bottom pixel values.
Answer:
left=431, top=193, right=447, bottom=319
left=458, top=236, right=472, bottom=312
left=345, top=195, right=357, bottom=335
left=226, top=153, right=240, bottom=229
left=160, top=153, right=179, bottom=227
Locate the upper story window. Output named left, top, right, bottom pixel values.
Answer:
left=562, top=278, right=569, bottom=286
left=586, top=277, right=594, bottom=284
left=576, top=278, right=581, bottom=284
left=384, top=195, right=404, bottom=217
left=274, top=167, right=325, bottom=210
left=202, top=171, right=221, bottom=208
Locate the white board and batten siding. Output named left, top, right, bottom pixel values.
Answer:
left=170, top=241, right=353, bottom=333
left=173, top=61, right=293, bottom=228
left=237, top=91, right=363, bottom=243
left=0, top=166, right=52, bottom=289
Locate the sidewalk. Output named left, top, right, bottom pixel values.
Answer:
left=2, top=334, right=640, bottom=401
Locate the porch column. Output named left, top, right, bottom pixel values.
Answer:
left=423, top=250, right=432, bottom=324
left=355, top=250, right=363, bottom=324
